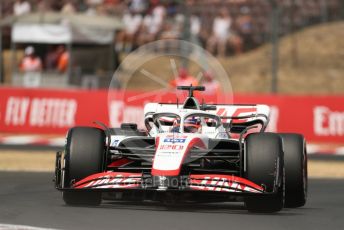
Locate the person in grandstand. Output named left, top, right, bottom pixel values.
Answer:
left=207, top=7, right=243, bottom=56
left=61, top=0, right=76, bottom=14
left=20, top=46, right=42, bottom=73
left=13, top=0, right=31, bottom=16
left=169, top=68, right=198, bottom=88
left=19, top=46, right=42, bottom=87
left=129, top=0, right=149, bottom=14
left=116, top=10, right=143, bottom=52
left=236, top=6, right=254, bottom=50
left=201, top=71, right=221, bottom=95
left=137, top=2, right=166, bottom=46
left=56, top=45, right=69, bottom=73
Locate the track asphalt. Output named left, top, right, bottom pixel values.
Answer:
left=0, top=172, right=343, bottom=230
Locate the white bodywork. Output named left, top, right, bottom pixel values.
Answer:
left=143, top=102, right=270, bottom=139
left=109, top=103, right=270, bottom=148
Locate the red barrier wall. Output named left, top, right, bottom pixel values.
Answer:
left=0, top=87, right=343, bottom=143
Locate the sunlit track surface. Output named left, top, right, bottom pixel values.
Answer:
left=0, top=172, right=343, bottom=230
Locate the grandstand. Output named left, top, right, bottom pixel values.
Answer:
left=1, top=0, right=343, bottom=52
left=0, top=0, right=343, bottom=91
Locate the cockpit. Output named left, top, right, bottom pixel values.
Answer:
left=171, top=116, right=201, bottom=133
left=148, top=112, right=221, bottom=134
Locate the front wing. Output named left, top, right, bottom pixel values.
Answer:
left=55, top=171, right=277, bottom=197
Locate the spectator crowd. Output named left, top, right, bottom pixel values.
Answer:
left=1, top=0, right=343, bottom=57
left=19, top=45, right=69, bottom=73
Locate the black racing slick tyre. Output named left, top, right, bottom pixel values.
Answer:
left=244, top=133, right=285, bottom=213
left=62, top=127, right=105, bottom=206
left=280, top=133, right=307, bottom=208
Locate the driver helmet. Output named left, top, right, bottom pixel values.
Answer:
left=184, top=117, right=201, bottom=133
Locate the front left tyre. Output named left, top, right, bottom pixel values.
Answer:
left=244, top=133, right=285, bottom=213
left=62, top=127, right=105, bottom=206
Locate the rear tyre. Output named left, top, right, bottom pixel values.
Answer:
left=280, top=133, right=307, bottom=208
left=62, top=127, right=105, bottom=206
left=244, top=133, right=285, bottom=213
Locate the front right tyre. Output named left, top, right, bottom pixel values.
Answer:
left=280, top=133, right=307, bottom=208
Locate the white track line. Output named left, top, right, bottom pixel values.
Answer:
left=0, top=224, right=58, bottom=230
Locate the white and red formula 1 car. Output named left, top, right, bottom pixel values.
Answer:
left=55, top=86, right=307, bottom=213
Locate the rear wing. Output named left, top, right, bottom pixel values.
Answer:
left=144, top=103, right=270, bottom=130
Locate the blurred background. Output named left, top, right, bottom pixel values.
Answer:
left=0, top=0, right=343, bottom=92
left=0, top=2, right=344, bottom=228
